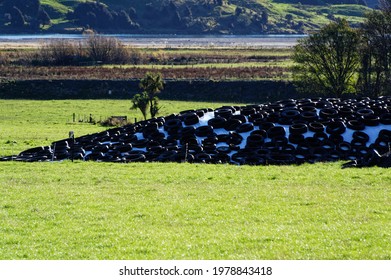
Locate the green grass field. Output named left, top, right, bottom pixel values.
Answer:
left=1, top=99, right=391, bottom=260
left=1, top=161, right=390, bottom=259
left=0, top=100, right=243, bottom=155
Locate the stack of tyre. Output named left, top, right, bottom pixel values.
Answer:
left=2, top=96, right=391, bottom=165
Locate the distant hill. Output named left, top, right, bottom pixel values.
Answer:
left=0, top=0, right=377, bottom=34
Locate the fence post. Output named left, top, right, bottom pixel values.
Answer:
left=69, top=131, right=75, bottom=162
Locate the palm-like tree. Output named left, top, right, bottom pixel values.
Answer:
left=139, top=72, right=164, bottom=118
left=131, top=72, right=164, bottom=120
left=131, top=91, right=149, bottom=120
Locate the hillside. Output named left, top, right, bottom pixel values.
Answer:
left=0, top=0, right=376, bottom=34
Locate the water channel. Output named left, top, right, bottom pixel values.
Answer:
left=0, top=34, right=305, bottom=48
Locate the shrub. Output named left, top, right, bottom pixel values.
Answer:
left=37, top=40, right=83, bottom=65
left=33, top=36, right=141, bottom=65
left=86, top=36, right=128, bottom=64
left=99, top=116, right=131, bottom=127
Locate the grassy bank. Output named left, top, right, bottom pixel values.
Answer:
left=1, top=161, right=390, bottom=259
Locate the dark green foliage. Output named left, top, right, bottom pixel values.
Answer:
left=293, top=3, right=391, bottom=97
left=70, top=2, right=113, bottom=29
left=116, top=10, right=132, bottom=28
left=128, top=7, right=137, bottom=19
left=10, top=6, right=26, bottom=28
left=69, top=1, right=139, bottom=30
left=358, top=0, right=391, bottom=96
left=274, top=0, right=367, bottom=5
left=1, top=0, right=41, bottom=29
left=139, top=72, right=164, bottom=119
left=235, top=7, right=244, bottom=16
left=131, top=92, right=150, bottom=120
left=293, top=20, right=361, bottom=97
left=261, top=11, right=269, bottom=25
left=2, top=0, right=40, bottom=17
left=0, top=0, right=377, bottom=34
left=38, top=8, right=51, bottom=26
left=131, top=72, right=164, bottom=120
left=366, top=0, right=380, bottom=7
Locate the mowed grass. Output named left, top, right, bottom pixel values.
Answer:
left=1, top=99, right=391, bottom=260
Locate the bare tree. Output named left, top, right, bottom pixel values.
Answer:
left=86, top=35, right=129, bottom=64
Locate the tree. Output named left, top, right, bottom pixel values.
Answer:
left=358, top=0, right=391, bottom=96
left=261, top=11, right=269, bottom=25
left=86, top=35, right=128, bottom=64
left=285, top=13, right=293, bottom=23
left=139, top=72, right=164, bottom=119
left=131, top=72, right=164, bottom=120
left=292, top=19, right=361, bottom=97
left=131, top=92, right=150, bottom=121
left=235, top=7, right=244, bottom=16
left=71, top=2, right=114, bottom=29
left=285, top=13, right=294, bottom=28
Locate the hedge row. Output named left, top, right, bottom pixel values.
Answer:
left=0, top=79, right=297, bottom=103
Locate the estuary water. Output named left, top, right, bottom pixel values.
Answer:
left=0, top=34, right=305, bottom=48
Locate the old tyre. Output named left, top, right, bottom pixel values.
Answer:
left=236, top=123, right=254, bottom=133
left=208, top=117, right=227, bottom=129
left=380, top=113, right=391, bottom=125
left=267, top=126, right=286, bottom=138
left=194, top=153, right=212, bottom=163
left=347, top=120, right=365, bottom=131
left=289, top=123, right=308, bottom=134
left=214, top=108, right=233, bottom=119
left=183, top=113, right=200, bottom=126
left=353, top=131, right=369, bottom=144
left=361, top=115, right=380, bottom=126
left=224, top=118, right=242, bottom=131
left=326, top=121, right=346, bottom=135
left=308, top=122, right=325, bottom=133
left=289, top=133, right=305, bottom=144
left=195, top=125, right=214, bottom=137
left=319, top=108, right=339, bottom=119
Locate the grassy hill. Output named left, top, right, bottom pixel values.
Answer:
left=0, top=0, right=375, bottom=34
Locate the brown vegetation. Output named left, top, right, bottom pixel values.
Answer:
left=0, top=36, right=291, bottom=81
left=0, top=65, right=287, bottom=81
